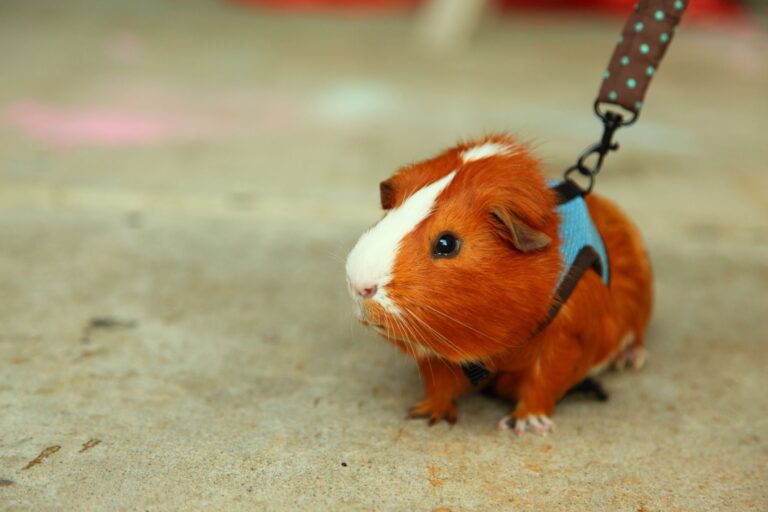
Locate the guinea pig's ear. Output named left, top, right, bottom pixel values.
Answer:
left=379, top=179, right=396, bottom=210
left=490, top=206, right=551, bottom=252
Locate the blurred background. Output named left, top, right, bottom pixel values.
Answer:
left=1, top=0, right=766, bottom=510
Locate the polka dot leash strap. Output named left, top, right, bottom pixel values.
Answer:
left=563, top=0, right=687, bottom=195
left=598, top=0, right=688, bottom=116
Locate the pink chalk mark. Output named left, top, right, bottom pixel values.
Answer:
left=3, top=102, right=217, bottom=147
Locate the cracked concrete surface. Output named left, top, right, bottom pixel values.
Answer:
left=0, top=0, right=767, bottom=510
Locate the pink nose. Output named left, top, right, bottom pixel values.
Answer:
left=357, top=284, right=378, bottom=299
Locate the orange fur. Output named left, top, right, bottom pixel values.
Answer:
left=359, top=135, right=653, bottom=429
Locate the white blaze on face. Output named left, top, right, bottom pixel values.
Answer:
left=461, top=141, right=511, bottom=163
left=346, top=171, right=457, bottom=315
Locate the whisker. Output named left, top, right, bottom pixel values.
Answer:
left=400, top=308, right=462, bottom=381
left=398, top=307, right=435, bottom=353
left=319, top=246, right=348, bottom=264
left=402, top=305, right=473, bottom=364
left=394, top=310, right=439, bottom=383
left=391, top=315, right=422, bottom=375
left=397, top=317, right=435, bottom=382
left=391, top=315, right=416, bottom=361
left=417, top=302, right=508, bottom=348
left=396, top=313, right=435, bottom=383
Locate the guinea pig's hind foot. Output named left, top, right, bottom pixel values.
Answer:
left=407, top=398, right=457, bottom=426
left=498, top=414, right=555, bottom=436
left=613, top=345, right=648, bottom=371
left=565, top=377, right=609, bottom=402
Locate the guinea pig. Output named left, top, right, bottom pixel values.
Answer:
left=345, top=135, right=653, bottom=435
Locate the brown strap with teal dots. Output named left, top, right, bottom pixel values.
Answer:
left=598, top=0, right=688, bottom=116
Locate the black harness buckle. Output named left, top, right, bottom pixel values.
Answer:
left=461, top=362, right=491, bottom=386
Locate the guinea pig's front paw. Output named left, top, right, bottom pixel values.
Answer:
left=407, top=398, right=457, bottom=426
left=498, top=413, right=556, bottom=436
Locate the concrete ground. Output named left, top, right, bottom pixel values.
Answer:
left=1, top=0, right=767, bottom=510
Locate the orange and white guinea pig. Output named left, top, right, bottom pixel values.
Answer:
left=345, top=135, right=653, bottom=435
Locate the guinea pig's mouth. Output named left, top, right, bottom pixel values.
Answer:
left=354, top=297, right=398, bottom=337
left=353, top=297, right=381, bottom=325
left=360, top=314, right=439, bottom=359
left=361, top=320, right=386, bottom=332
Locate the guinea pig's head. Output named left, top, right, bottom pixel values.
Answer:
left=345, top=136, right=561, bottom=363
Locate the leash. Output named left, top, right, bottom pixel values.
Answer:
left=461, top=0, right=688, bottom=387
left=563, top=0, right=688, bottom=196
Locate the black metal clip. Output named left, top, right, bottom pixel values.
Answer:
left=563, top=109, right=624, bottom=195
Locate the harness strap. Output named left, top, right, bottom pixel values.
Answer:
left=551, top=179, right=585, bottom=204
left=533, top=246, right=602, bottom=335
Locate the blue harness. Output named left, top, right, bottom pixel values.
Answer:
left=555, top=187, right=610, bottom=287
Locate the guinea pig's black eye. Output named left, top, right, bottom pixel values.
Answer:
left=432, top=232, right=461, bottom=259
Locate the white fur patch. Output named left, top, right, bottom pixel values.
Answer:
left=461, top=142, right=510, bottom=163
left=346, top=171, right=457, bottom=315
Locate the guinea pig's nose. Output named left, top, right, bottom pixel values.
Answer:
left=357, top=284, right=378, bottom=299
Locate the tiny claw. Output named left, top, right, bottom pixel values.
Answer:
left=540, top=415, right=556, bottom=431
left=628, top=346, right=648, bottom=369
left=407, top=399, right=457, bottom=426
left=614, top=345, right=648, bottom=371
left=497, top=415, right=515, bottom=431
left=500, top=414, right=556, bottom=436
left=406, top=408, right=429, bottom=420
left=528, top=416, right=545, bottom=435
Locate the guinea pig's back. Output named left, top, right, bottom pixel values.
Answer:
left=586, top=194, right=654, bottom=345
